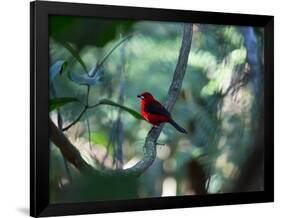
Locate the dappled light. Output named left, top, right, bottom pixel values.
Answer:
left=49, top=16, right=264, bottom=203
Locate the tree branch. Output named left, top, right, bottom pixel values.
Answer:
left=49, top=119, right=100, bottom=176
left=166, top=24, right=193, bottom=111
left=123, top=23, right=193, bottom=176
left=49, top=23, right=193, bottom=177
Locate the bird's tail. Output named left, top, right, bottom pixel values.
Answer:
left=169, top=119, right=187, bottom=134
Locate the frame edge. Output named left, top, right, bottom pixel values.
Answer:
left=30, top=1, right=35, bottom=216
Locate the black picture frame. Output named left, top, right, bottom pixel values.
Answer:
left=30, top=1, right=274, bottom=217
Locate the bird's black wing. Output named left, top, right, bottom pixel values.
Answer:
left=144, top=101, right=170, bottom=116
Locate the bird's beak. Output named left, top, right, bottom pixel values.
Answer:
left=137, top=94, right=145, bottom=99
left=137, top=95, right=144, bottom=99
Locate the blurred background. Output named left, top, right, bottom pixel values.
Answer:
left=49, top=15, right=264, bottom=203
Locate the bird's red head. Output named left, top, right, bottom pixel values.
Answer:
left=137, top=92, right=155, bottom=102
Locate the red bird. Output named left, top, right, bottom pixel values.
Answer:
left=137, top=92, right=187, bottom=134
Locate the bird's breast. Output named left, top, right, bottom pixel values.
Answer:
left=140, top=102, right=170, bottom=125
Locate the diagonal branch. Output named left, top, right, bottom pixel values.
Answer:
left=49, top=23, right=193, bottom=177
left=49, top=119, right=100, bottom=176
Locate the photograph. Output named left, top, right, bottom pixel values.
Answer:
left=49, top=15, right=265, bottom=203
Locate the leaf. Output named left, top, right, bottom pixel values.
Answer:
left=69, top=67, right=102, bottom=86
left=49, top=97, right=79, bottom=112
left=88, top=64, right=99, bottom=77
left=49, top=60, right=67, bottom=82
left=60, top=41, right=88, bottom=73
left=98, top=99, right=145, bottom=120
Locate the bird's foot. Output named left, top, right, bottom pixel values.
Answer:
left=156, top=141, right=165, bottom=147
left=142, top=145, right=147, bottom=154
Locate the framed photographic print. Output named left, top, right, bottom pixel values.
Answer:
left=30, top=0, right=274, bottom=217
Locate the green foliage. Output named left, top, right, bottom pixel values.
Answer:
left=60, top=42, right=88, bottom=73
left=50, top=15, right=135, bottom=48
left=90, top=130, right=108, bottom=145
left=49, top=97, right=79, bottom=112
left=64, top=34, right=133, bottom=86
left=98, top=99, right=145, bottom=120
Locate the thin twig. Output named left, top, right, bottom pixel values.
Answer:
left=86, top=85, right=90, bottom=106
left=62, top=106, right=87, bottom=132
left=62, top=85, right=93, bottom=132
left=114, top=32, right=126, bottom=169
left=86, top=118, right=92, bottom=151
left=101, top=113, right=116, bottom=168
left=96, top=34, right=133, bottom=72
